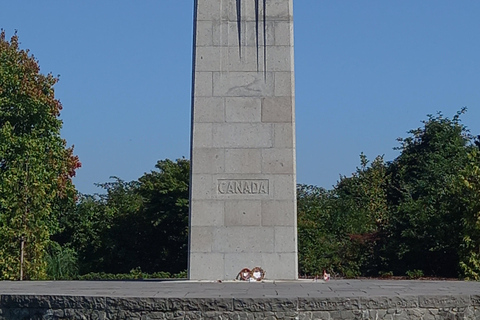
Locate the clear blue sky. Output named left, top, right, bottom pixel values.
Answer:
left=2, top=1, right=479, bottom=195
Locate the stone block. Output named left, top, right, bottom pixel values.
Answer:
left=359, top=296, right=419, bottom=310
left=471, top=295, right=480, bottom=305
left=274, top=123, right=295, bottom=148
left=213, top=227, right=274, bottom=253
left=267, top=46, right=294, bottom=72
left=274, top=21, right=293, bottom=46
left=308, top=311, right=331, bottom=320
left=261, top=200, right=295, bottom=226
left=298, top=298, right=361, bottom=312
left=213, top=72, right=274, bottom=97
left=243, top=21, right=275, bottom=47
left=225, top=200, right=262, bottom=226
left=418, top=295, right=470, bottom=308
left=194, top=72, right=213, bottom=97
left=234, top=311, right=256, bottom=320
left=225, top=149, right=262, bottom=173
left=143, top=312, right=167, bottom=319
left=272, top=175, right=296, bottom=200
left=189, top=253, right=225, bottom=280
left=190, top=174, right=214, bottom=200
left=199, top=299, right=234, bottom=312
left=213, top=20, right=274, bottom=48
left=196, top=46, right=275, bottom=73
left=261, top=97, right=293, bottom=123
left=217, top=178, right=269, bottom=196
left=407, top=308, right=425, bottom=318
left=141, top=299, right=170, bottom=312
left=265, top=0, right=293, bottom=21
left=192, top=123, right=213, bottom=148
left=192, top=148, right=225, bottom=174
left=233, top=298, right=296, bottom=312
left=261, top=148, right=294, bottom=174
left=223, top=0, right=257, bottom=22
left=196, top=47, right=224, bottom=72
left=169, top=299, right=203, bottom=312
left=225, top=47, right=264, bottom=72
left=225, top=97, right=261, bottom=123
left=190, top=226, right=215, bottom=253
left=262, top=253, right=298, bottom=280
left=190, top=200, right=225, bottom=227
left=274, top=72, right=295, bottom=97
left=214, top=175, right=273, bottom=201
left=274, top=226, right=297, bottom=253
left=193, top=97, right=225, bottom=123
left=196, top=20, right=213, bottom=47
left=212, top=123, right=273, bottom=148
left=212, top=20, right=228, bottom=47
left=196, top=0, right=222, bottom=21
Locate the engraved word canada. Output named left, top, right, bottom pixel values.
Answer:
left=217, top=179, right=269, bottom=195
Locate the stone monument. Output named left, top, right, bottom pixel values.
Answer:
left=189, top=0, right=297, bottom=280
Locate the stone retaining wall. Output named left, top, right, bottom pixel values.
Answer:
left=1, top=294, right=479, bottom=319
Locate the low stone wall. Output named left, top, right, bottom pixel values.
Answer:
left=1, top=294, right=479, bottom=319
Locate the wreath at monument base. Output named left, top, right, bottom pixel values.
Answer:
left=236, top=267, right=266, bottom=281
left=238, top=268, right=251, bottom=281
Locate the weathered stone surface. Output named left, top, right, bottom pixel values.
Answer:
left=233, top=298, right=295, bottom=312
left=298, top=297, right=361, bottom=311
left=224, top=200, right=262, bottom=226
left=359, top=296, right=419, bottom=309
left=418, top=295, right=470, bottom=308
left=1, top=299, right=480, bottom=319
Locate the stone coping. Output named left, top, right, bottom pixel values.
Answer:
left=0, top=279, right=478, bottom=298
left=0, top=280, right=479, bottom=319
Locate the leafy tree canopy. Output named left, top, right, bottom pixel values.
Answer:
left=55, top=158, right=189, bottom=275
left=297, top=109, right=480, bottom=279
left=0, top=31, right=80, bottom=279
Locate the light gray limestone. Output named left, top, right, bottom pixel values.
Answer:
left=225, top=97, right=262, bottom=122
left=212, top=123, right=273, bottom=148
left=189, top=0, right=296, bottom=280
left=213, top=72, right=275, bottom=97
left=225, top=149, right=262, bottom=173
left=190, top=200, right=224, bottom=227
left=191, top=148, right=225, bottom=173
left=261, top=200, right=296, bottom=226
left=261, top=97, right=294, bottom=122
left=224, top=200, right=262, bottom=226
left=193, top=97, right=225, bottom=122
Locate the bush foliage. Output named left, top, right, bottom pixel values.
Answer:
left=298, top=109, right=480, bottom=279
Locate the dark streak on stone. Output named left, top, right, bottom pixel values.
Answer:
left=236, top=0, right=242, bottom=58
left=263, top=0, right=267, bottom=80
left=255, top=0, right=260, bottom=71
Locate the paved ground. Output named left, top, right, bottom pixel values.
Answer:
left=0, top=280, right=478, bottom=299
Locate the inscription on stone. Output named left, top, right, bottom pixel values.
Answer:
left=217, top=179, right=269, bottom=195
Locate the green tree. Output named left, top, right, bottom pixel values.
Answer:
left=134, top=158, right=189, bottom=273
left=297, top=154, right=388, bottom=277
left=387, top=110, right=472, bottom=277
left=334, top=154, right=389, bottom=276
left=0, top=31, right=80, bottom=279
left=56, top=158, right=189, bottom=275
left=297, top=184, right=338, bottom=276
left=458, top=148, right=480, bottom=279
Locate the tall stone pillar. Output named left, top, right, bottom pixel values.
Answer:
left=189, top=0, right=297, bottom=280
